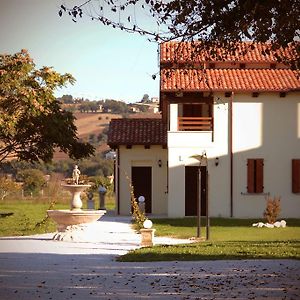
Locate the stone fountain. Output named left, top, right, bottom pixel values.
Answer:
left=47, top=165, right=106, bottom=241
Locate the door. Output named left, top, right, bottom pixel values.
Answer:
left=185, top=166, right=207, bottom=216
left=131, top=167, right=152, bottom=214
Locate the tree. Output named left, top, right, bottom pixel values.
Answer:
left=0, top=175, right=20, bottom=201
left=103, top=99, right=130, bottom=114
left=88, top=101, right=100, bottom=112
left=0, top=50, right=95, bottom=163
left=59, top=0, right=299, bottom=68
left=17, top=168, right=46, bottom=196
left=141, top=94, right=150, bottom=103
left=78, top=101, right=90, bottom=113
left=57, top=94, right=74, bottom=104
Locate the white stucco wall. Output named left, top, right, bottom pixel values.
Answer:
left=232, top=92, right=300, bottom=218
left=117, top=145, right=168, bottom=215
left=167, top=92, right=300, bottom=218
left=167, top=99, right=231, bottom=218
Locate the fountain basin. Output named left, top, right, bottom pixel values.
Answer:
left=47, top=209, right=106, bottom=231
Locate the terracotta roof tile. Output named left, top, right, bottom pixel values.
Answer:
left=107, top=118, right=167, bottom=147
left=161, top=69, right=300, bottom=92
left=160, top=41, right=298, bottom=64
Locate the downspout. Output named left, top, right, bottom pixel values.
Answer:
left=117, top=147, right=120, bottom=215
left=229, top=92, right=234, bottom=217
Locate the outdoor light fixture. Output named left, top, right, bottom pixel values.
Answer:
left=215, top=157, right=219, bottom=166
left=158, top=159, right=162, bottom=167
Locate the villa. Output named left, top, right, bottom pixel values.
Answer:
left=108, top=42, right=300, bottom=218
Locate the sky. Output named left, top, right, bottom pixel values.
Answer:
left=0, top=0, right=160, bottom=102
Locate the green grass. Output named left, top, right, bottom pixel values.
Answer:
left=2, top=203, right=299, bottom=262
left=152, top=217, right=300, bottom=241
left=0, top=196, right=116, bottom=237
left=0, top=201, right=69, bottom=236
left=119, top=217, right=300, bottom=262
left=119, top=240, right=300, bottom=262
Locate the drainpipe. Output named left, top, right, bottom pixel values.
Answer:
left=117, top=147, right=120, bottom=215
left=229, top=92, right=234, bottom=217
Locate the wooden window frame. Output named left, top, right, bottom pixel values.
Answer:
left=247, top=159, right=264, bottom=193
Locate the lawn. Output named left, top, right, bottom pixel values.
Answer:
left=0, top=196, right=115, bottom=236
left=1, top=203, right=299, bottom=262
left=119, top=217, right=300, bottom=262
left=0, top=201, right=69, bottom=236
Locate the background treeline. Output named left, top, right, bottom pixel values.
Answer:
left=57, top=95, right=148, bottom=114
left=0, top=156, right=113, bottom=178
left=0, top=157, right=114, bottom=199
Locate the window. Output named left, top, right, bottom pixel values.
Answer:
left=247, top=159, right=264, bottom=193
left=292, top=159, right=300, bottom=193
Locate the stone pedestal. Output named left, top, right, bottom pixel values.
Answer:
left=87, top=200, right=95, bottom=209
left=138, top=196, right=145, bottom=213
left=140, top=228, right=156, bottom=247
left=61, top=184, right=91, bottom=210
left=138, top=202, right=145, bottom=214
left=99, top=193, right=106, bottom=210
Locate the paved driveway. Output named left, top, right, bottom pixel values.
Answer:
left=0, top=215, right=299, bottom=299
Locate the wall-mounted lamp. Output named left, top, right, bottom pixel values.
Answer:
left=158, top=159, right=162, bottom=167
left=215, top=157, right=219, bottom=166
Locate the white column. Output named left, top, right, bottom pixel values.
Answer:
left=169, top=103, right=178, bottom=131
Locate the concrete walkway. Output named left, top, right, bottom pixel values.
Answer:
left=0, top=215, right=299, bottom=299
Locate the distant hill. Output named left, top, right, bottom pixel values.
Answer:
left=53, top=112, right=160, bottom=160
left=53, top=113, right=121, bottom=160
left=74, top=113, right=121, bottom=139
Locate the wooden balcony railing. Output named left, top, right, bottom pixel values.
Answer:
left=178, top=117, right=213, bottom=131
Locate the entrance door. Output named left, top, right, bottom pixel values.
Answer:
left=132, top=167, right=152, bottom=214
left=185, top=166, right=207, bottom=216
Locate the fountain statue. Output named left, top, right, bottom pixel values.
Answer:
left=47, top=165, right=106, bottom=241
left=72, top=164, right=80, bottom=185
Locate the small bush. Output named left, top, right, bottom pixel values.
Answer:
left=125, top=173, right=146, bottom=229
left=17, top=169, right=46, bottom=196
left=263, top=196, right=281, bottom=224
left=0, top=176, right=20, bottom=200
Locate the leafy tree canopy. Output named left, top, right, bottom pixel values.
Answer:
left=16, top=168, right=46, bottom=195
left=141, top=93, right=150, bottom=103
left=57, top=94, right=74, bottom=104
left=0, top=175, right=20, bottom=201
left=0, top=50, right=95, bottom=163
left=59, top=0, right=299, bottom=68
left=103, top=99, right=130, bottom=114
left=78, top=100, right=100, bottom=113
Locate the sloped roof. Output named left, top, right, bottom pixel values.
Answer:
left=160, top=41, right=298, bottom=64
left=161, top=68, right=300, bottom=92
left=107, top=118, right=167, bottom=147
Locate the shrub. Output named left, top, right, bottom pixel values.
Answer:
left=263, top=196, right=281, bottom=224
left=0, top=175, right=20, bottom=200
left=125, top=173, right=146, bottom=229
left=17, top=169, right=46, bottom=196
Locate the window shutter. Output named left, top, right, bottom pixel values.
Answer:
left=247, top=158, right=264, bottom=193
left=292, top=159, right=300, bottom=193
left=255, top=159, right=264, bottom=193
left=247, top=159, right=255, bottom=193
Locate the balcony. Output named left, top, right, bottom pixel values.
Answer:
left=178, top=117, right=213, bottom=131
